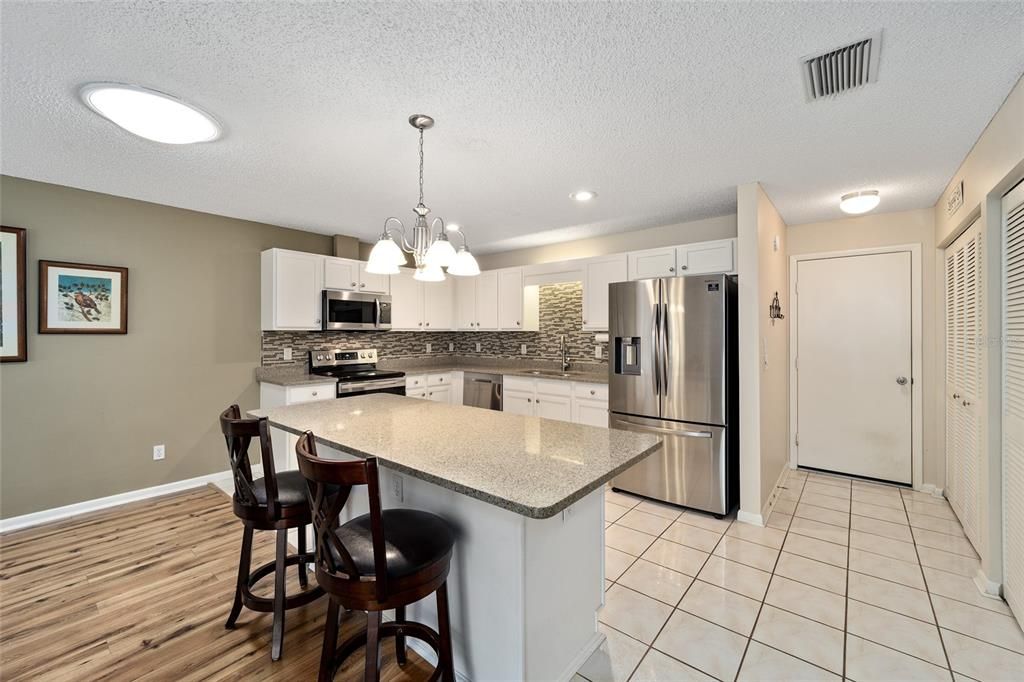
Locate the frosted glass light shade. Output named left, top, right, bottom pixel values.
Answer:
left=424, top=237, right=457, bottom=268
left=447, top=248, right=481, bottom=277
left=80, top=83, right=220, bottom=144
left=839, top=190, right=880, bottom=214
left=413, top=263, right=446, bottom=282
left=367, top=236, right=406, bottom=274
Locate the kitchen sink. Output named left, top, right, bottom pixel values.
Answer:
left=527, top=369, right=577, bottom=378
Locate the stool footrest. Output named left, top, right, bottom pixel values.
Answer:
left=329, top=619, right=444, bottom=682
left=240, top=552, right=323, bottom=612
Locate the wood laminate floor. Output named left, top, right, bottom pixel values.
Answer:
left=0, top=485, right=434, bottom=681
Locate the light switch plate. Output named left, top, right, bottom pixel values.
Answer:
left=595, top=345, right=602, bottom=359
left=475, top=342, right=481, bottom=352
left=283, top=348, right=292, bottom=361
left=392, top=474, right=404, bottom=502
left=426, top=342, right=432, bottom=353
left=520, top=344, right=527, bottom=355
left=448, top=342, right=454, bottom=351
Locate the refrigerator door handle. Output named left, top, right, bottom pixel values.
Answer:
left=661, top=302, right=670, bottom=393
left=643, top=425, right=713, bottom=438
left=652, top=299, right=662, bottom=396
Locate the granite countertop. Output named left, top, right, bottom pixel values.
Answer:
left=250, top=394, right=660, bottom=519
left=257, top=357, right=609, bottom=386
left=381, top=357, right=609, bottom=384
left=255, top=365, right=337, bottom=387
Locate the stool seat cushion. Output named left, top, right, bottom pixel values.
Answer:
left=330, top=509, right=456, bottom=579
left=252, top=470, right=309, bottom=508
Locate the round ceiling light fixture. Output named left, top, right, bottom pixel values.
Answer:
left=570, top=190, right=597, bottom=202
left=79, top=83, right=221, bottom=144
left=839, top=190, right=880, bottom=215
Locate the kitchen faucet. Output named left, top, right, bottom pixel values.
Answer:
left=560, top=335, right=571, bottom=372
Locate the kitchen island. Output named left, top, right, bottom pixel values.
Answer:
left=251, top=394, right=661, bottom=681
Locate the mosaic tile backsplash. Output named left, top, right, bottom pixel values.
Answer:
left=262, top=282, right=609, bottom=368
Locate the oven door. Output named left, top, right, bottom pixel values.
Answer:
left=322, top=291, right=390, bottom=331
left=336, top=377, right=407, bottom=398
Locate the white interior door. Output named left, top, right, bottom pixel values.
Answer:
left=945, top=220, right=983, bottom=551
left=1002, top=180, right=1024, bottom=619
left=796, top=251, right=913, bottom=483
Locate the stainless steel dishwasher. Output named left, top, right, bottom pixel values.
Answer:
left=463, top=372, right=502, bottom=410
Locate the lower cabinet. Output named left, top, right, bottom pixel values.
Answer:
left=406, top=372, right=455, bottom=404
left=503, top=376, right=607, bottom=425
left=259, top=380, right=337, bottom=471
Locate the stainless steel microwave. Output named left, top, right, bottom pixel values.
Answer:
left=322, top=291, right=392, bottom=331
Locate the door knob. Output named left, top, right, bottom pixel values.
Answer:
left=896, top=376, right=908, bottom=386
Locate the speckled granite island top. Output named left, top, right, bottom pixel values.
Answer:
left=250, top=394, right=661, bottom=519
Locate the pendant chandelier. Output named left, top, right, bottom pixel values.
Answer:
left=366, top=114, right=480, bottom=281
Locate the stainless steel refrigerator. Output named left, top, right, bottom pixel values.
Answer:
left=608, top=274, right=738, bottom=516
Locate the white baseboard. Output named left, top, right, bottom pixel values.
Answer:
left=737, top=510, right=764, bottom=527
left=973, top=568, right=1002, bottom=598
left=0, top=469, right=235, bottom=534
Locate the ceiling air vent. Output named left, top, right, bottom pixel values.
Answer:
left=801, top=31, right=881, bottom=101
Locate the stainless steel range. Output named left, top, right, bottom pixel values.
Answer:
left=309, top=348, right=406, bottom=398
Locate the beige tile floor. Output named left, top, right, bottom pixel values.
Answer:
left=577, top=468, right=1024, bottom=682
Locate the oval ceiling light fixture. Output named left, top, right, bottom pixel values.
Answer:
left=839, top=190, right=880, bottom=214
left=79, top=83, right=221, bottom=144
left=570, top=190, right=597, bottom=202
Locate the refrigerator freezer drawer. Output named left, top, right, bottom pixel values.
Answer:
left=609, top=413, right=730, bottom=516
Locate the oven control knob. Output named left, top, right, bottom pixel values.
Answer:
left=360, top=352, right=366, bottom=358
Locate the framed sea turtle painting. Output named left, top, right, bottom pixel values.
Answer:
left=0, top=226, right=27, bottom=361
left=39, top=260, right=128, bottom=334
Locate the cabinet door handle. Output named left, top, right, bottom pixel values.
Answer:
left=536, top=399, right=541, bottom=404
left=590, top=390, right=596, bottom=395
left=516, top=320, right=520, bottom=326
left=963, top=399, right=971, bottom=407
left=527, top=398, right=532, bottom=403
left=425, top=322, right=430, bottom=327
left=418, top=322, right=423, bottom=326
left=351, top=282, right=357, bottom=287
left=680, top=265, right=688, bottom=270
left=312, top=391, right=318, bottom=396
left=952, top=393, right=960, bottom=399
left=669, top=266, right=675, bottom=273
left=360, top=283, right=365, bottom=288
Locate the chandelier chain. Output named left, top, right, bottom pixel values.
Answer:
left=418, top=128, right=425, bottom=206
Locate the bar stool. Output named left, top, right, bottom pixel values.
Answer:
left=295, top=431, right=457, bottom=682
left=219, top=405, right=323, bottom=661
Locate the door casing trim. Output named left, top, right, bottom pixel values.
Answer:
left=788, top=243, right=924, bottom=490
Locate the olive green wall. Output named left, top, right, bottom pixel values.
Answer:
left=0, top=176, right=332, bottom=518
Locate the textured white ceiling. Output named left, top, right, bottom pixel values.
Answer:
left=2, top=2, right=1022, bottom=253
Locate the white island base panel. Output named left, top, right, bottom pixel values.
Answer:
left=317, top=442, right=606, bottom=682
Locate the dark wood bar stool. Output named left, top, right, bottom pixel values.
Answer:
left=295, top=431, right=457, bottom=682
left=219, top=405, right=323, bottom=661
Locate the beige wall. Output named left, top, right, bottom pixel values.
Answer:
left=476, top=214, right=736, bottom=269
left=931, top=75, right=1024, bottom=587
left=788, top=208, right=940, bottom=486
left=0, top=176, right=333, bottom=518
left=736, top=183, right=789, bottom=520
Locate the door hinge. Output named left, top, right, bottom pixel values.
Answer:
left=795, top=434, right=800, bottom=447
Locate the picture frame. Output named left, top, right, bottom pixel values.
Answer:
left=39, top=260, right=129, bottom=334
left=0, top=226, right=27, bottom=361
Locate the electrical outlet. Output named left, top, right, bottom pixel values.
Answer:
left=520, top=344, right=527, bottom=355
left=153, top=444, right=165, bottom=461
left=475, top=342, right=481, bottom=352
left=594, top=345, right=602, bottom=359
left=282, top=347, right=292, bottom=361
left=448, top=342, right=454, bottom=352
left=426, top=342, right=432, bottom=353
left=392, top=474, right=404, bottom=502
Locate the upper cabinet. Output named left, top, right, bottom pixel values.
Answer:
left=456, top=271, right=500, bottom=330
left=677, top=239, right=735, bottom=275
left=627, top=239, right=736, bottom=280
left=261, top=249, right=324, bottom=330
left=583, top=255, right=628, bottom=331
left=454, top=276, right=477, bottom=330
left=498, top=268, right=526, bottom=330
left=628, top=247, right=677, bottom=279
left=391, top=268, right=453, bottom=331
left=323, top=256, right=390, bottom=294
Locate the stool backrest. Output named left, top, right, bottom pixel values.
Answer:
left=219, top=405, right=280, bottom=518
left=295, top=431, right=389, bottom=601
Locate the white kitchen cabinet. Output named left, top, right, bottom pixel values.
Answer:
left=455, top=276, right=477, bottom=330
left=535, top=393, right=572, bottom=421
left=498, top=268, right=526, bottom=330
left=572, top=383, right=609, bottom=427
left=423, top=277, right=454, bottom=330
left=406, top=374, right=427, bottom=392
left=583, top=255, right=628, bottom=331
left=323, top=257, right=358, bottom=291
left=628, top=247, right=678, bottom=280
left=503, top=389, right=535, bottom=416
left=358, top=263, right=390, bottom=294
left=259, top=379, right=336, bottom=471
left=427, top=385, right=452, bottom=403
left=261, top=248, right=324, bottom=330
left=390, top=269, right=424, bottom=330
left=476, top=271, right=499, bottom=330
left=677, top=238, right=735, bottom=275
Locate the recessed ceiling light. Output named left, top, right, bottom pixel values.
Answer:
left=79, top=83, right=221, bottom=144
left=839, top=190, right=880, bottom=214
left=570, top=190, right=597, bottom=202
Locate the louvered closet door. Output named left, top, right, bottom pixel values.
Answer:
left=945, top=219, right=983, bottom=552
left=1003, top=180, right=1024, bottom=619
